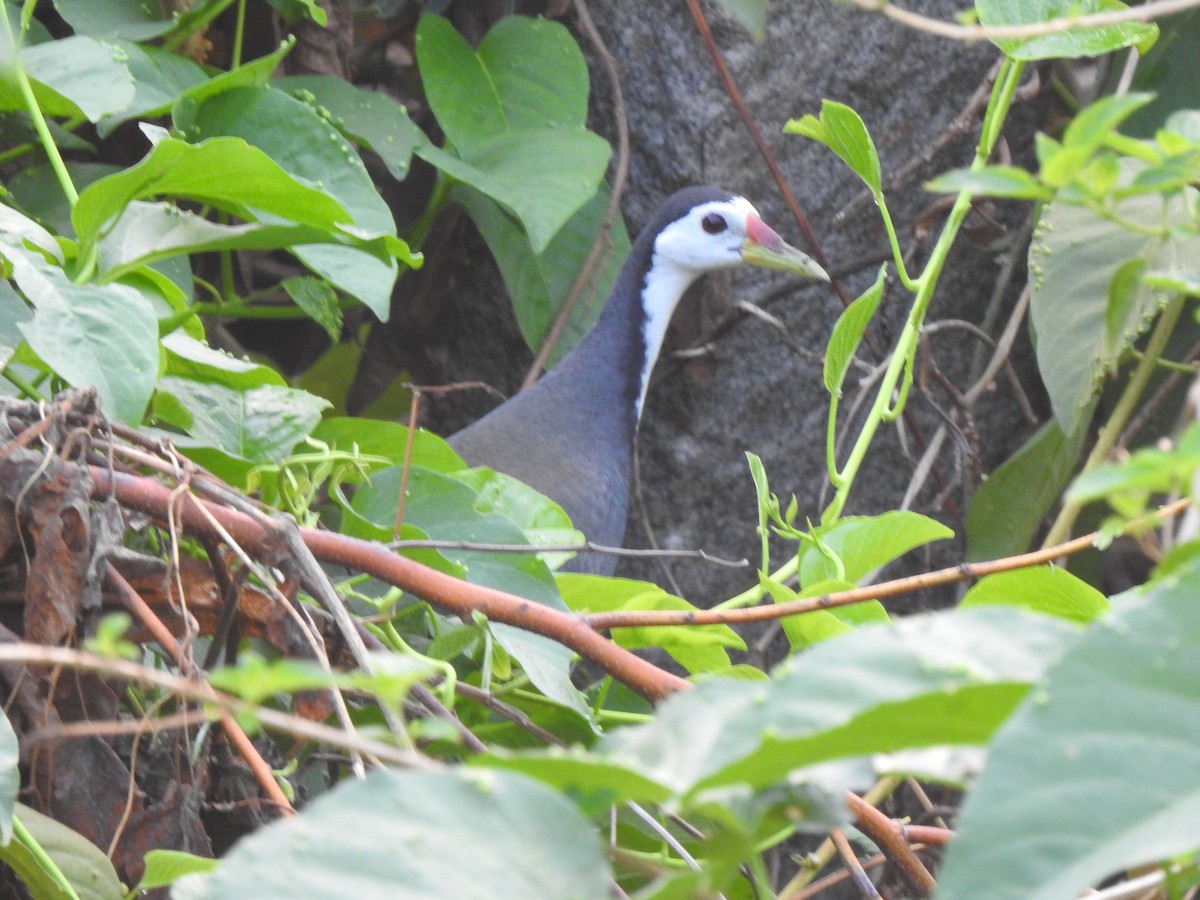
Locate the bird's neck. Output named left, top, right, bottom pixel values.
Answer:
left=558, top=245, right=700, bottom=443
left=635, top=257, right=698, bottom=416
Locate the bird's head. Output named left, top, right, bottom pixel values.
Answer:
left=652, top=193, right=829, bottom=281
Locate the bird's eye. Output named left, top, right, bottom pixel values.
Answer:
left=701, top=213, right=727, bottom=234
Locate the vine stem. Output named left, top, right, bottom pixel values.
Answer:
left=0, top=6, right=78, bottom=209
left=1041, top=291, right=1188, bottom=547
left=824, top=57, right=1025, bottom=524
left=719, top=59, right=1026, bottom=610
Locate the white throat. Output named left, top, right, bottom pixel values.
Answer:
left=636, top=255, right=701, bottom=418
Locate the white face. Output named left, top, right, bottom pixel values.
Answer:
left=651, top=196, right=759, bottom=273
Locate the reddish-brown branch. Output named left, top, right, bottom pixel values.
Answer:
left=586, top=497, right=1190, bottom=630
left=103, top=564, right=296, bottom=815
left=847, top=791, right=937, bottom=895
left=89, top=467, right=690, bottom=702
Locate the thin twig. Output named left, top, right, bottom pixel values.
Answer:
left=848, top=0, right=1197, bottom=42
left=585, top=496, right=1192, bottom=629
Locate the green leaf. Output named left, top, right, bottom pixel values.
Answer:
left=939, top=556, right=1200, bottom=899
left=0, top=36, right=134, bottom=123
left=925, top=165, right=1053, bottom=200
left=1029, top=186, right=1200, bottom=434
left=209, top=655, right=336, bottom=706
left=173, top=769, right=611, bottom=900
left=96, top=201, right=401, bottom=282
left=823, top=264, right=885, bottom=395
left=263, top=0, right=327, bottom=25
left=282, top=276, right=342, bottom=341
left=310, top=417, right=464, bottom=473
left=171, top=37, right=295, bottom=112
left=1146, top=269, right=1200, bottom=296
left=785, top=101, right=882, bottom=194
left=417, top=15, right=589, bottom=156
left=0, top=201, right=62, bottom=263
left=0, top=805, right=124, bottom=900
left=134, top=850, right=220, bottom=892
left=73, top=135, right=351, bottom=249
left=1062, top=93, right=1155, bottom=152
left=1066, top=421, right=1200, bottom=512
left=0, top=281, right=32, bottom=369
left=162, top=332, right=286, bottom=389
left=352, top=465, right=591, bottom=721
left=977, top=0, right=1158, bottom=60
left=452, top=183, right=630, bottom=364
left=558, top=574, right=745, bottom=675
left=961, top=566, right=1110, bottom=623
left=966, top=418, right=1089, bottom=561
left=491, top=608, right=1078, bottom=802
left=477, top=747, right=674, bottom=809
left=51, top=0, right=175, bottom=40
left=154, top=377, right=329, bottom=463
left=770, top=576, right=892, bottom=651
left=420, top=129, right=611, bottom=255
left=416, top=14, right=507, bottom=152
left=710, top=0, right=766, bottom=40
left=453, top=467, right=581, bottom=570
left=274, top=74, right=423, bottom=181
left=15, top=259, right=159, bottom=423
left=95, top=41, right=207, bottom=138
left=799, top=510, right=954, bottom=587
left=415, top=15, right=609, bottom=254
left=175, top=85, right=413, bottom=318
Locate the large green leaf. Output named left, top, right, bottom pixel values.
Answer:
left=96, top=200, right=403, bottom=281
left=487, top=607, right=1078, bottom=803
left=96, top=41, right=207, bottom=137
left=452, top=184, right=630, bottom=364
left=977, top=0, right=1158, bottom=59
left=174, top=769, right=611, bottom=900
left=52, top=0, right=175, bottom=40
left=175, top=85, right=409, bottom=318
left=73, top=135, right=351, bottom=249
left=1029, top=186, right=1199, bottom=435
left=15, top=259, right=158, bottom=423
left=154, top=376, right=329, bottom=463
left=966, top=417, right=1088, bottom=560
left=274, top=75, right=424, bottom=181
left=0, top=37, right=134, bottom=122
left=417, top=15, right=589, bottom=155
left=939, top=558, right=1200, bottom=898
left=421, top=128, right=610, bottom=255
left=415, top=15, right=609, bottom=254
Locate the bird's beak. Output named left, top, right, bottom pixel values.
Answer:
left=742, top=214, right=829, bottom=281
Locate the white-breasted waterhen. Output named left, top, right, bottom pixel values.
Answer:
left=450, top=187, right=828, bottom=574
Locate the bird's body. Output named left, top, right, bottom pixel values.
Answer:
left=450, top=187, right=826, bottom=574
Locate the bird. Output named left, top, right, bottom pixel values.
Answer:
left=450, top=186, right=828, bottom=575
